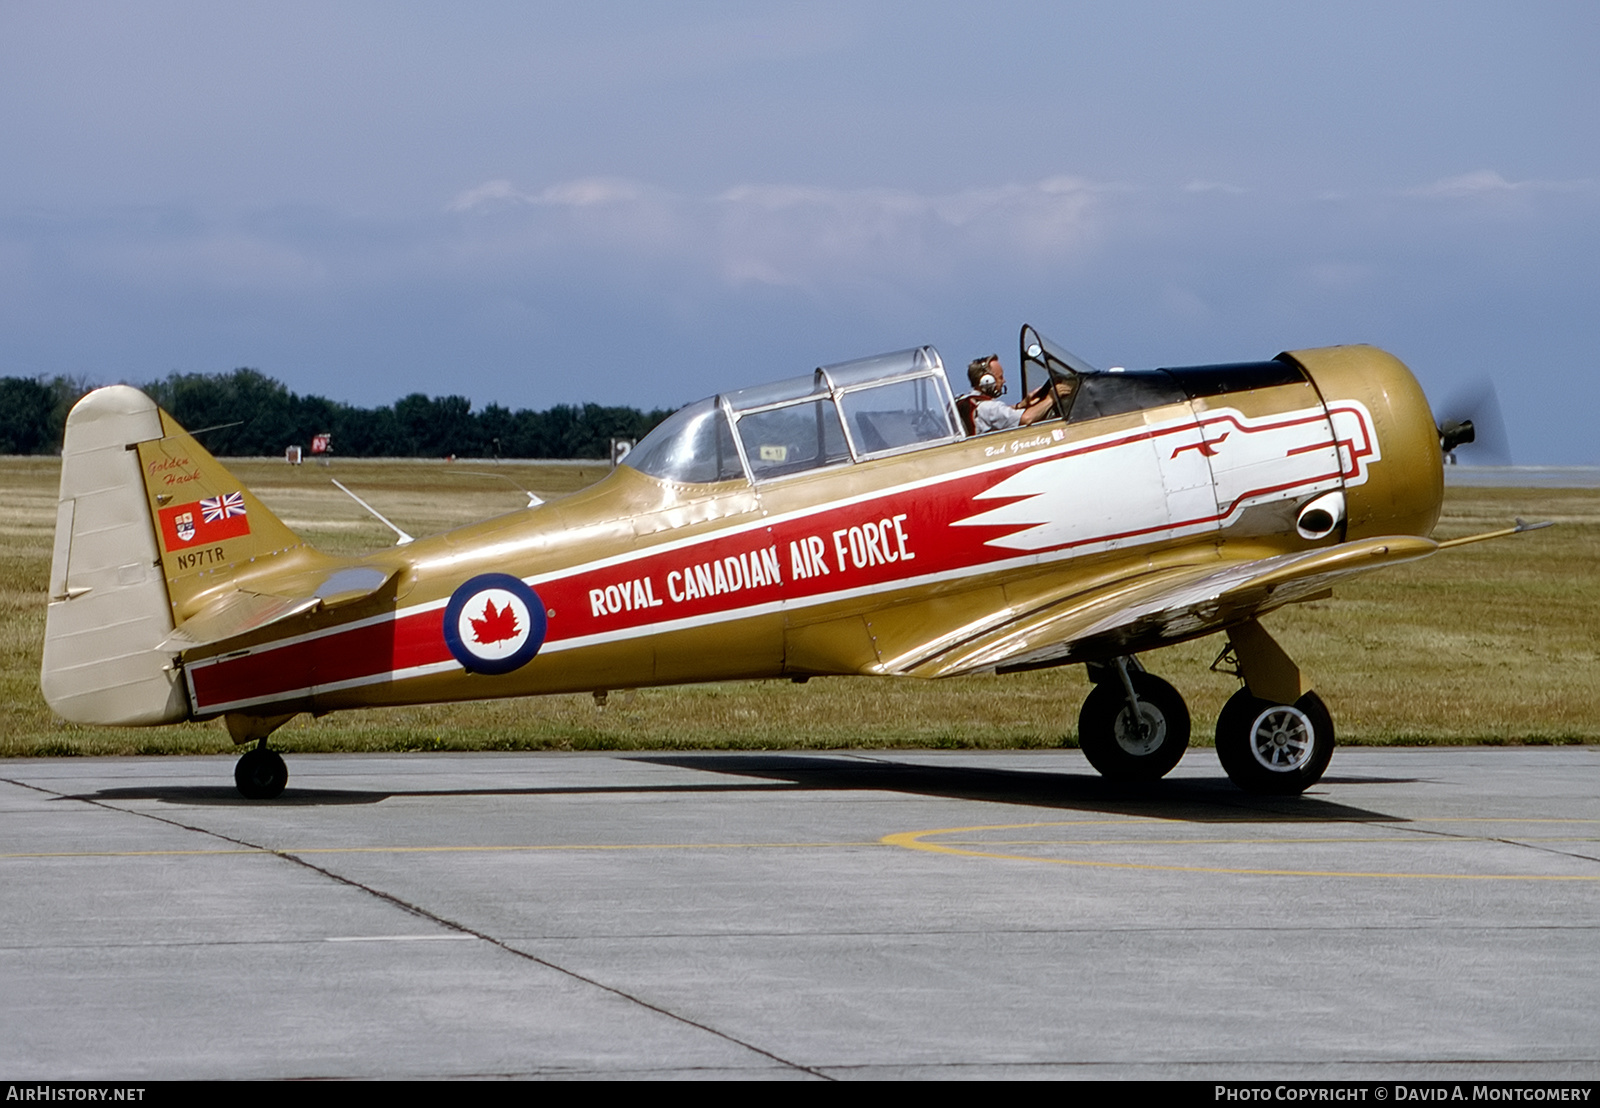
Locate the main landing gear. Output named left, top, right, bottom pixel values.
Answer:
left=1213, top=688, right=1335, bottom=795
left=1078, top=622, right=1335, bottom=794
left=1077, top=658, right=1191, bottom=781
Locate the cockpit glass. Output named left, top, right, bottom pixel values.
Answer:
left=737, top=399, right=850, bottom=480
left=1022, top=328, right=1100, bottom=377
left=819, top=348, right=937, bottom=389
left=1018, top=327, right=1089, bottom=424
left=723, top=372, right=828, bottom=412
left=622, top=398, right=744, bottom=484
left=837, top=376, right=958, bottom=457
left=626, top=343, right=959, bottom=485
left=1015, top=324, right=1197, bottom=425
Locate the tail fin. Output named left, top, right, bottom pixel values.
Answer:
left=42, top=386, right=317, bottom=725
left=135, top=401, right=309, bottom=617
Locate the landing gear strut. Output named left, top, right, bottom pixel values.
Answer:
left=1077, top=657, right=1191, bottom=781
left=235, top=741, right=288, bottom=800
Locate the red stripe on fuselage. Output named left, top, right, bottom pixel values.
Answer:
left=187, top=401, right=1374, bottom=713
left=187, top=607, right=448, bottom=710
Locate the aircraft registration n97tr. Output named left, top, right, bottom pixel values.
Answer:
left=41, top=325, right=1536, bottom=798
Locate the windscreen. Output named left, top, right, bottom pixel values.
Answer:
left=622, top=398, right=745, bottom=484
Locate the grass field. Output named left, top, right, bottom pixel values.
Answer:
left=2, top=456, right=1596, bottom=758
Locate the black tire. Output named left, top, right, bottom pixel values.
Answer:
left=235, top=747, right=288, bottom=800
left=1214, top=688, right=1334, bottom=795
left=1076, top=671, right=1191, bottom=781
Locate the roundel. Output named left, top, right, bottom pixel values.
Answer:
left=442, top=574, right=548, bottom=676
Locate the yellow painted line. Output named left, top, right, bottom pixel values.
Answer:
left=937, top=836, right=1600, bottom=847
left=882, top=822, right=1600, bottom=882
left=1, top=848, right=268, bottom=859
left=1, top=841, right=876, bottom=860
left=290, top=841, right=879, bottom=854
left=1404, top=818, right=1600, bottom=824
left=7, top=822, right=1595, bottom=862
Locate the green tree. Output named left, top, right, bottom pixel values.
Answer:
left=0, top=377, right=57, bottom=454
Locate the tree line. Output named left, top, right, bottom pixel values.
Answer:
left=0, top=369, right=675, bottom=458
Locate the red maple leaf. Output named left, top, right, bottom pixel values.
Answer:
left=469, top=598, right=521, bottom=645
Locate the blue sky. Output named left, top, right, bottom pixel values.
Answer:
left=3, top=1, right=1596, bottom=462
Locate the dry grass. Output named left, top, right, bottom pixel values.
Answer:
left=2, top=455, right=1595, bottom=758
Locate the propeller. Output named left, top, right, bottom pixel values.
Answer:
left=1433, top=376, right=1511, bottom=466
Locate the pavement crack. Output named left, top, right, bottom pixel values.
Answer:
left=1393, top=821, right=1600, bottom=869
left=268, top=848, right=832, bottom=1079
left=5, top=777, right=831, bottom=1080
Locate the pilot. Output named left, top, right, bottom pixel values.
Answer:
left=965, top=355, right=1061, bottom=434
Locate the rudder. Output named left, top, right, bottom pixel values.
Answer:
left=42, top=387, right=187, bottom=724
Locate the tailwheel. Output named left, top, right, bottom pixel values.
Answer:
left=235, top=744, right=288, bottom=800
left=1214, top=688, right=1334, bottom=795
left=1077, top=669, right=1191, bottom=781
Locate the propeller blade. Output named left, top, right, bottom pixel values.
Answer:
left=1434, top=376, right=1511, bottom=465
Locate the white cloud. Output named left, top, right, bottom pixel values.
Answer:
left=1182, top=180, right=1249, bottom=195
left=446, top=179, right=535, bottom=212
left=714, top=177, right=1105, bottom=289
left=447, top=177, right=649, bottom=212
left=442, top=175, right=1111, bottom=293
left=1407, top=169, right=1594, bottom=199
left=537, top=178, right=652, bottom=208
left=1412, top=170, right=1521, bottom=198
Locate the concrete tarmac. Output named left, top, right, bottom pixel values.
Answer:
left=2, top=747, right=1597, bottom=1080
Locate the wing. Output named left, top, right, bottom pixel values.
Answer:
left=880, top=535, right=1440, bottom=679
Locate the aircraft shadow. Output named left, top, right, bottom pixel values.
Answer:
left=632, top=753, right=1408, bottom=823
left=64, top=781, right=818, bottom=808
left=68, top=752, right=1410, bottom=821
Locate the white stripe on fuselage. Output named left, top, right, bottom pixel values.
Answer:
left=955, top=402, right=1374, bottom=552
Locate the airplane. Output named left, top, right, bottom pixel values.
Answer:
left=40, top=325, right=1540, bottom=799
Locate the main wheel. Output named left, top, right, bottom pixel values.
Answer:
left=235, top=747, right=288, bottom=799
left=1076, top=672, right=1191, bottom=781
left=1214, top=688, right=1334, bottom=795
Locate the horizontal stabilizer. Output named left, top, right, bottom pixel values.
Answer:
left=161, top=592, right=321, bottom=651
left=164, top=566, right=399, bottom=654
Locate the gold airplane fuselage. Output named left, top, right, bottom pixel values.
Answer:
left=169, top=344, right=1442, bottom=723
